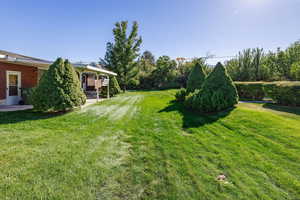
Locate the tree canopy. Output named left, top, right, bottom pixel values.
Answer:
left=101, top=21, right=142, bottom=91
left=225, top=40, right=300, bottom=81
left=150, top=56, right=178, bottom=89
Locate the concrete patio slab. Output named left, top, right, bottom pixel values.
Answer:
left=81, top=98, right=105, bottom=108
left=0, top=105, right=33, bottom=112
left=0, top=98, right=107, bottom=112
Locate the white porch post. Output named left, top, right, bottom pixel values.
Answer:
left=96, top=73, right=99, bottom=102
left=79, top=72, right=83, bottom=89
left=107, top=75, right=110, bottom=99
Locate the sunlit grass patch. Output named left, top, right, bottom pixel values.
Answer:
left=0, top=90, right=299, bottom=199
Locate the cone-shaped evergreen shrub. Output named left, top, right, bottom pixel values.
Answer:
left=100, top=76, right=122, bottom=97
left=175, top=88, right=187, bottom=102
left=186, top=62, right=206, bottom=93
left=110, top=76, right=122, bottom=95
left=32, top=58, right=86, bottom=112
left=189, top=62, right=238, bottom=113
left=184, top=89, right=200, bottom=108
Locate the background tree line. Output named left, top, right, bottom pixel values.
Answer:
left=101, top=21, right=300, bottom=91
left=131, top=54, right=212, bottom=90
left=225, top=40, right=300, bottom=81
left=100, top=21, right=212, bottom=91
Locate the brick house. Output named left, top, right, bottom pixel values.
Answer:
left=0, top=50, right=116, bottom=105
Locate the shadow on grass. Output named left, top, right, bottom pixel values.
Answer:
left=262, top=103, right=300, bottom=116
left=0, top=110, right=66, bottom=125
left=159, top=100, right=234, bottom=129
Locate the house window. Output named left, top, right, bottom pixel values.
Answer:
left=8, top=74, right=18, bottom=96
left=87, top=74, right=95, bottom=86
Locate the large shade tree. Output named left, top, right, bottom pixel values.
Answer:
left=137, top=51, right=156, bottom=89
left=101, top=21, right=142, bottom=91
left=150, top=56, right=177, bottom=89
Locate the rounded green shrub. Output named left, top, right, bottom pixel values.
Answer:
left=32, top=58, right=86, bottom=112
left=186, top=62, right=206, bottom=93
left=175, top=88, right=187, bottom=102
left=191, top=62, right=238, bottom=113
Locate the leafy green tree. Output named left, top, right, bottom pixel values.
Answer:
left=139, top=51, right=155, bottom=74
left=262, top=51, right=281, bottom=81
left=188, top=62, right=238, bottom=113
left=186, top=60, right=206, bottom=93
left=225, top=59, right=240, bottom=80
left=137, top=51, right=156, bottom=89
left=101, top=21, right=142, bottom=91
left=286, top=40, right=300, bottom=64
left=192, top=58, right=213, bottom=75
left=276, top=48, right=291, bottom=80
left=151, top=56, right=178, bottom=89
left=291, top=62, right=300, bottom=80
left=225, top=48, right=264, bottom=81
left=32, top=58, right=86, bottom=112
left=225, top=40, right=300, bottom=81
left=252, top=48, right=264, bottom=81
left=176, top=61, right=194, bottom=88
left=140, top=50, right=155, bottom=66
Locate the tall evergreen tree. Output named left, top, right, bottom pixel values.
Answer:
left=32, top=58, right=86, bottom=112
left=190, top=62, right=238, bottom=113
left=186, top=61, right=207, bottom=93
left=101, top=21, right=142, bottom=91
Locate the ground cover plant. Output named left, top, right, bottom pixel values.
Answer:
left=0, top=90, right=299, bottom=199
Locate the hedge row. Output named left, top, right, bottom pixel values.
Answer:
left=264, top=82, right=300, bottom=106
left=235, top=82, right=265, bottom=100
left=235, top=81, right=300, bottom=106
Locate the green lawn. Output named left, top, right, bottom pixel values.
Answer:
left=0, top=90, right=300, bottom=200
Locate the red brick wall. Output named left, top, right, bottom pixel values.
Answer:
left=0, top=62, right=38, bottom=100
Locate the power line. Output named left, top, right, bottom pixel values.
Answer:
left=177, top=55, right=237, bottom=62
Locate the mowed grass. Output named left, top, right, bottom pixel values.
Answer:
left=0, top=90, right=299, bottom=200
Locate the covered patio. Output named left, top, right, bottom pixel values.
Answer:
left=74, top=63, right=117, bottom=100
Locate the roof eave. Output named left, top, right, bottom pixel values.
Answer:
left=0, top=58, right=50, bottom=69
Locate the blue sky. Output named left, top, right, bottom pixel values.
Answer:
left=1, top=0, right=299, bottom=64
